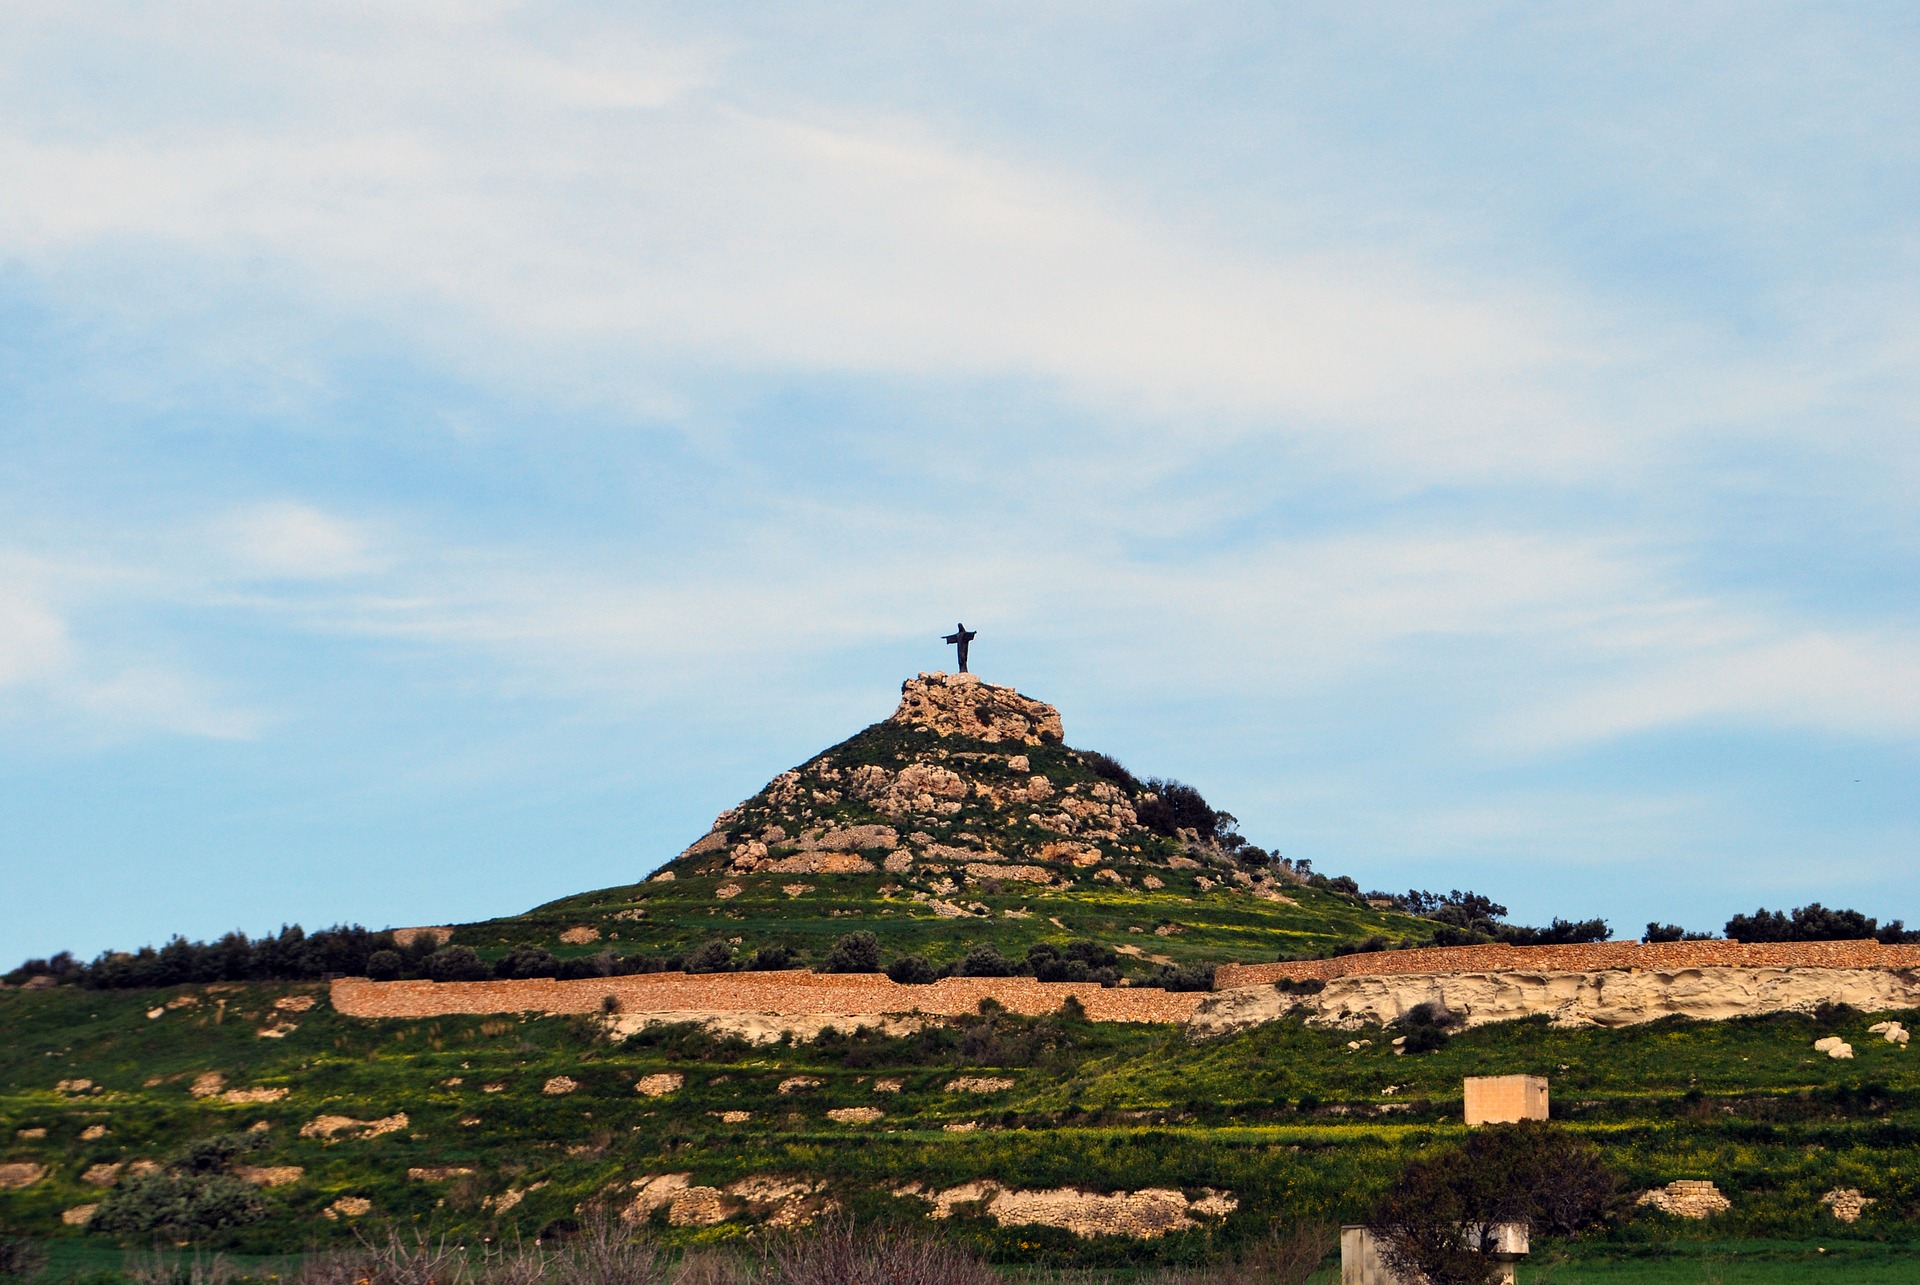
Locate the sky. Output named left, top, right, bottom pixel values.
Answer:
left=2, top=2, right=1917, bottom=963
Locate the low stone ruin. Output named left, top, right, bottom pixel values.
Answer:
left=1637, top=1180, right=1731, bottom=1218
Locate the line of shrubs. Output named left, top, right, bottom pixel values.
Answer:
left=7, top=925, right=1219, bottom=992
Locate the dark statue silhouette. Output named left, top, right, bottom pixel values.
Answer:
left=942, top=622, right=978, bottom=673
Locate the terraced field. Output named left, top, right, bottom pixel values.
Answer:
left=4, top=979, right=1919, bottom=1268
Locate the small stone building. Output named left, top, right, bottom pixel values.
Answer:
left=1463, top=1074, right=1548, bottom=1125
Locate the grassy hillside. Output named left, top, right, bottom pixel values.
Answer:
left=451, top=713, right=1431, bottom=973
left=3, top=979, right=1918, bottom=1265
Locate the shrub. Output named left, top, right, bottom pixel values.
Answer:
left=952, top=945, right=1017, bottom=977
left=886, top=955, right=938, bottom=985
left=364, top=949, right=402, bottom=981
left=1643, top=923, right=1714, bottom=943
left=823, top=932, right=882, bottom=974
left=1027, top=941, right=1120, bottom=984
left=1496, top=917, right=1610, bottom=946
left=426, top=945, right=490, bottom=982
left=1149, top=962, right=1216, bottom=992
left=1083, top=751, right=1141, bottom=794
left=1372, top=1123, right=1617, bottom=1284
left=494, top=945, right=562, bottom=979
left=1725, top=903, right=1920, bottom=944
left=1136, top=778, right=1220, bottom=840
left=91, top=1135, right=268, bottom=1238
left=683, top=940, right=737, bottom=974
left=1397, top=1001, right=1452, bottom=1054
left=749, top=944, right=802, bottom=971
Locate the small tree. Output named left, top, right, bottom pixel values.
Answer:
left=682, top=940, right=737, bottom=974
left=952, top=945, right=1016, bottom=977
left=823, top=932, right=881, bottom=974
left=364, top=949, right=402, bottom=980
left=90, top=1134, right=268, bottom=1239
left=1372, top=1123, right=1617, bottom=1284
left=426, top=945, right=490, bottom=982
left=886, top=955, right=937, bottom=984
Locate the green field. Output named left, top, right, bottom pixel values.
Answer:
left=4, top=978, right=1918, bottom=1270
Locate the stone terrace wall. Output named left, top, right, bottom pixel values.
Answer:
left=1216, top=939, right=1920, bottom=989
left=331, top=972, right=1209, bottom=1025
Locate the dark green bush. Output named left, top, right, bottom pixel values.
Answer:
left=953, top=945, right=1017, bottom=978
left=364, top=949, right=402, bottom=980
left=683, top=940, right=737, bottom=974
left=90, top=1134, right=268, bottom=1239
left=824, top=932, right=882, bottom=974
left=887, top=955, right=938, bottom=984
left=750, top=944, right=802, bottom=970
left=426, top=945, right=490, bottom=982
left=494, top=945, right=562, bottom=979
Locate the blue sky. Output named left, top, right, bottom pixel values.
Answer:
left=3, top=3, right=1917, bottom=962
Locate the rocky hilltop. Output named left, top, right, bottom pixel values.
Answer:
left=455, top=671, right=1413, bottom=972
left=659, top=672, right=1298, bottom=905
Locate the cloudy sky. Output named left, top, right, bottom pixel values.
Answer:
left=3, top=3, right=1917, bottom=962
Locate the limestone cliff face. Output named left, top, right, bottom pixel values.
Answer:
left=1190, top=966, right=1920, bottom=1035
left=889, top=672, right=1064, bottom=746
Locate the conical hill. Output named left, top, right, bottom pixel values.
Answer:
left=458, top=673, right=1425, bottom=974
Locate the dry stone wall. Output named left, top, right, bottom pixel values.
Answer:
left=331, top=972, right=1209, bottom=1026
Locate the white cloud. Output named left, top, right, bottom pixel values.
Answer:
left=0, top=555, right=260, bottom=742
left=0, top=591, right=71, bottom=687
left=218, top=502, right=387, bottom=580
left=0, top=6, right=1630, bottom=482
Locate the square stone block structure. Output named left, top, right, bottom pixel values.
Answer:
left=1463, top=1074, right=1548, bottom=1125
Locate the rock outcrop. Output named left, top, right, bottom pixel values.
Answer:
left=901, top=1180, right=1236, bottom=1238
left=890, top=672, right=1064, bottom=745
left=654, top=673, right=1290, bottom=902
left=1191, top=965, right=1920, bottom=1035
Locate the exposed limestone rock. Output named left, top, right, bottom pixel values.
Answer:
left=827, top=1106, right=883, bottom=1124
left=324, top=1196, right=373, bottom=1219
left=221, top=1086, right=288, bottom=1103
left=777, top=1076, right=822, bottom=1094
left=633, top=1073, right=684, bottom=1097
left=1869, top=1019, right=1910, bottom=1045
left=300, top=1112, right=408, bottom=1140
left=559, top=926, right=601, bottom=945
left=965, top=862, right=1057, bottom=885
left=945, top=1076, right=1016, bottom=1093
left=1191, top=967, right=1920, bottom=1035
left=62, top=1204, right=97, bottom=1225
left=1822, top=1188, right=1875, bottom=1222
left=81, top=1163, right=123, bottom=1187
left=1638, top=1181, right=1730, bottom=1218
left=236, top=1165, right=304, bottom=1187
left=1813, top=1036, right=1854, bottom=1059
left=624, top=1173, right=832, bottom=1229
left=762, top=852, right=876, bottom=874
left=891, top=672, right=1064, bottom=745
left=905, top=1180, right=1236, bottom=1238
left=543, top=1076, right=580, bottom=1094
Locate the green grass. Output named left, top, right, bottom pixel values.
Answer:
left=5, top=978, right=1920, bottom=1266
left=1522, top=1240, right=1920, bottom=1282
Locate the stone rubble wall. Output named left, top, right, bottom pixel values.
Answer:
left=331, top=972, right=1209, bottom=1025
left=1216, top=939, right=1920, bottom=989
